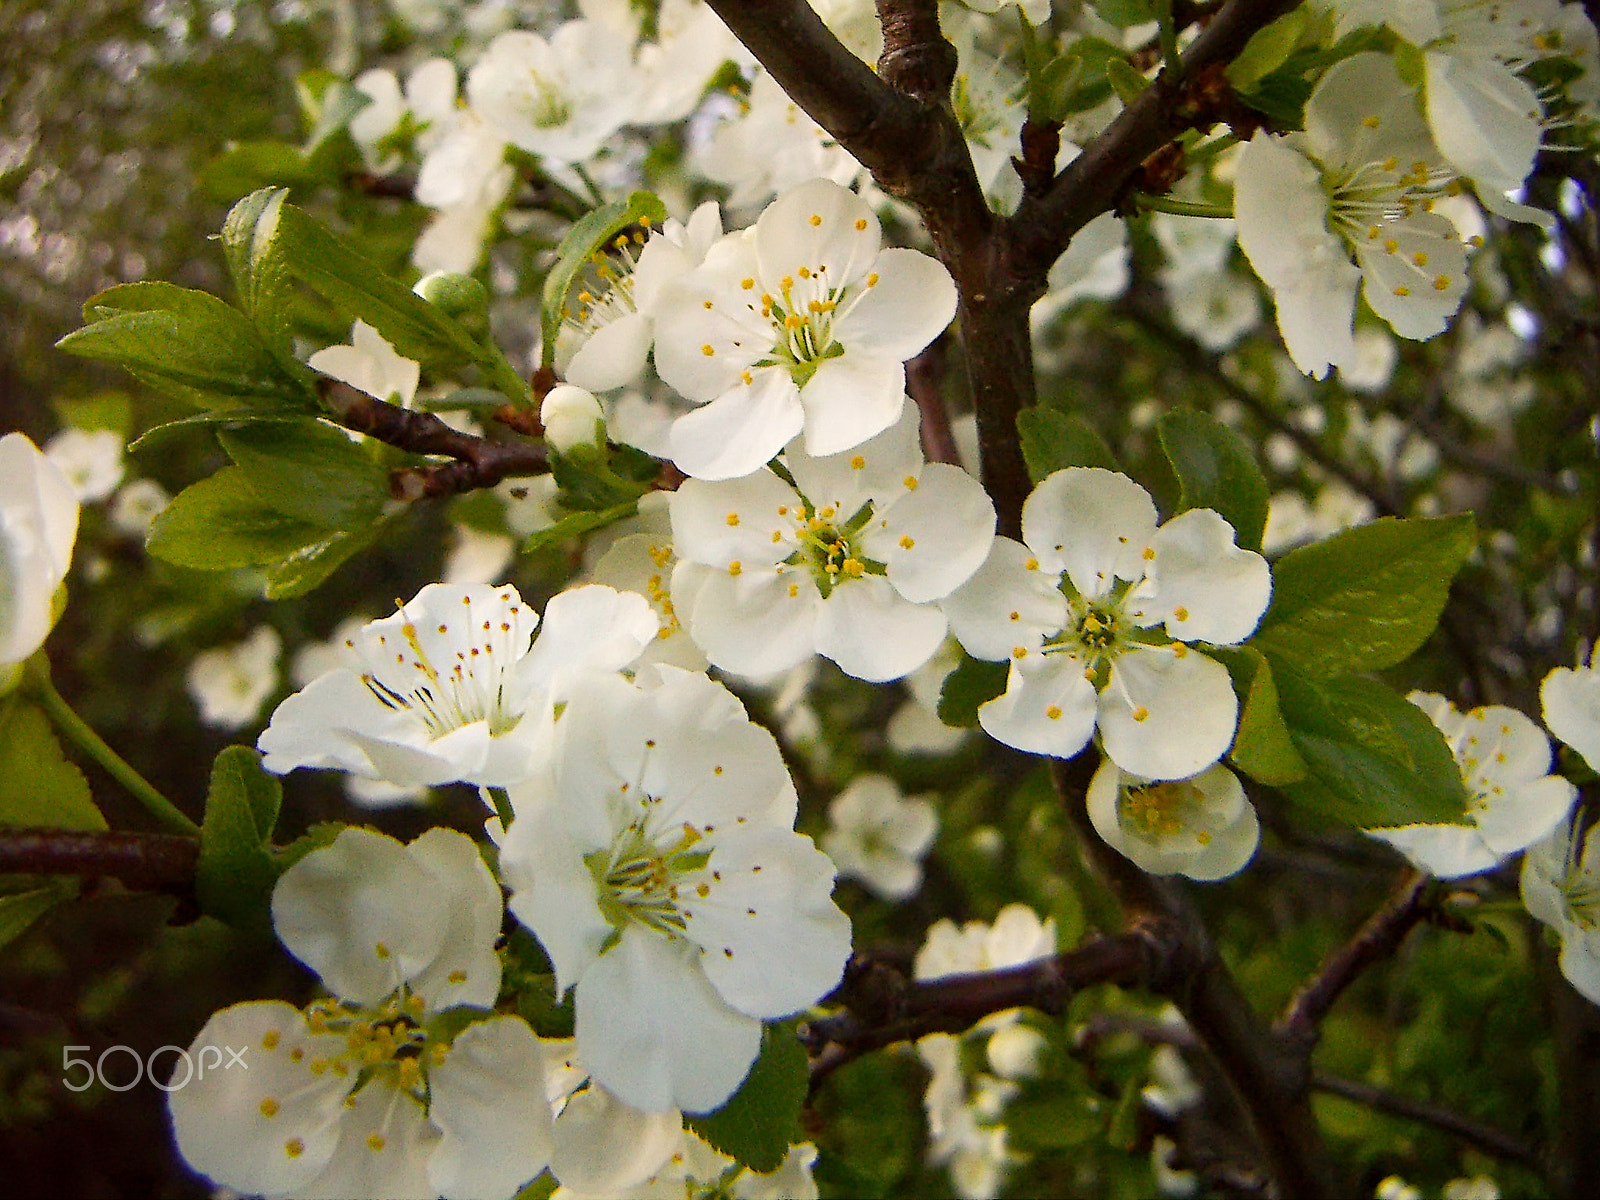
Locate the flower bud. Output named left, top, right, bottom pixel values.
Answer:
left=539, top=385, right=605, bottom=454
left=413, top=271, right=489, bottom=335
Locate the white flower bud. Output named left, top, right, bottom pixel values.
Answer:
left=540, top=384, right=604, bottom=453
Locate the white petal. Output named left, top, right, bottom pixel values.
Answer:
left=427, top=1017, right=554, bottom=1200
left=405, top=828, right=504, bottom=1011
left=977, top=655, right=1098, bottom=759
left=754, top=178, right=881, bottom=288
left=782, top=401, right=921, bottom=518
left=1367, top=823, right=1501, bottom=878
left=295, top=1078, right=438, bottom=1200
left=1355, top=212, right=1469, bottom=340
left=865, top=463, right=996, bottom=604
left=0, top=433, right=78, bottom=665
left=564, top=311, right=654, bottom=393
left=1479, top=775, right=1577, bottom=856
left=675, top=560, right=819, bottom=679
left=1133, top=508, right=1272, bottom=644
left=1543, top=664, right=1600, bottom=771
left=835, top=247, right=958, bottom=361
left=1099, top=647, right=1237, bottom=780
left=1425, top=52, right=1542, bottom=197
left=813, top=575, right=949, bottom=682
left=167, top=1001, right=348, bottom=1196
left=669, top=369, right=805, bottom=481
left=550, top=1085, right=683, bottom=1194
left=501, top=798, right=612, bottom=998
left=271, top=827, right=450, bottom=1006
left=577, top=927, right=763, bottom=1114
left=670, top=471, right=801, bottom=568
left=687, top=830, right=851, bottom=1017
left=941, top=537, right=1069, bottom=663
left=520, top=584, right=659, bottom=698
left=797, top=353, right=906, bottom=458
left=1022, top=468, right=1157, bottom=596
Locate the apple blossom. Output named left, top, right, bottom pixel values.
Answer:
left=669, top=406, right=995, bottom=681
left=1366, top=693, right=1576, bottom=877
left=186, top=625, right=282, bottom=731
left=44, top=426, right=125, bottom=503
left=499, top=665, right=851, bottom=1114
left=943, top=467, right=1271, bottom=780
left=654, top=178, right=957, bottom=480
left=1087, top=757, right=1261, bottom=881
left=820, top=772, right=939, bottom=900
left=169, top=828, right=553, bottom=1200
left=257, top=582, right=658, bottom=789
left=307, top=319, right=421, bottom=409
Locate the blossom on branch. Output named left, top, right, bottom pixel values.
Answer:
left=0, top=432, right=79, bottom=686
left=1087, top=757, right=1261, bottom=881
left=943, top=468, right=1270, bottom=779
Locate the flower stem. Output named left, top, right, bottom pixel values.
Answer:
left=24, top=659, right=200, bottom=837
left=1134, top=193, right=1234, bottom=218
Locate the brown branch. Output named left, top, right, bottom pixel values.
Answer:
left=800, top=933, right=1154, bottom=1089
left=1048, top=757, right=1338, bottom=1198
left=1312, top=1072, right=1543, bottom=1171
left=321, top=380, right=548, bottom=498
left=1278, top=872, right=1433, bottom=1044
left=906, top=340, right=959, bottom=467
left=0, top=829, right=199, bottom=892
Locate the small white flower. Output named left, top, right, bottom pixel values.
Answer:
left=1367, top=692, right=1576, bottom=877
left=820, top=773, right=939, bottom=900
left=670, top=405, right=995, bottom=682
left=257, top=582, right=658, bottom=789
left=307, top=319, right=421, bottom=408
left=654, top=178, right=957, bottom=480
left=44, top=427, right=125, bottom=503
left=1541, top=655, right=1600, bottom=773
left=943, top=467, right=1271, bottom=780
left=915, top=903, right=1057, bottom=982
left=586, top=493, right=709, bottom=674
left=0, top=433, right=79, bottom=679
left=107, top=477, right=171, bottom=539
left=187, top=626, right=282, bottom=731
left=541, top=384, right=606, bottom=453
left=168, top=828, right=552, bottom=1200
left=1087, top=758, right=1260, bottom=881
left=500, top=665, right=851, bottom=1114
left=1522, top=813, right=1600, bottom=1006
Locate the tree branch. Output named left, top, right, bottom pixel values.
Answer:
left=1312, top=1072, right=1543, bottom=1171
left=321, top=380, right=548, bottom=498
left=1278, top=871, right=1433, bottom=1044
left=0, top=828, right=198, bottom=892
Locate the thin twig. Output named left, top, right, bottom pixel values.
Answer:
left=1312, top=1072, right=1543, bottom=1171
left=0, top=829, right=199, bottom=892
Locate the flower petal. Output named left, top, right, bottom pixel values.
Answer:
left=1021, top=468, right=1156, bottom=596
left=977, top=655, right=1098, bottom=759
left=1099, top=647, right=1237, bottom=780
left=813, top=575, right=949, bottom=682
left=669, top=369, right=804, bottom=481
left=427, top=1017, right=553, bottom=1200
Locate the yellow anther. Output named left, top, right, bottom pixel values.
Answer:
left=1433, top=275, right=1450, bottom=291
left=726, top=512, right=740, bottom=526
left=1142, top=547, right=1156, bottom=560
left=788, top=583, right=798, bottom=597
left=702, top=299, right=713, bottom=310
left=1046, top=705, right=1062, bottom=720
left=1384, top=239, right=1399, bottom=254
left=866, top=273, right=880, bottom=287
left=850, top=455, right=865, bottom=469
left=262, top=1031, right=281, bottom=1051
left=899, top=535, right=915, bottom=549
left=798, top=266, right=811, bottom=279
left=1132, top=706, right=1149, bottom=722
left=1412, top=252, right=1428, bottom=267
left=1012, top=646, right=1027, bottom=659
left=1024, top=557, right=1039, bottom=571
left=285, top=1139, right=305, bottom=1159
left=1173, top=606, right=1188, bottom=622
left=854, top=217, right=868, bottom=230
left=1394, top=285, right=1411, bottom=297
left=701, top=344, right=715, bottom=356
left=728, top=561, right=742, bottom=576
left=808, top=213, right=822, bottom=226
left=448, top=969, right=467, bottom=984
left=740, top=371, right=753, bottom=385
left=741, top=277, right=754, bottom=289
left=260, top=1098, right=280, bottom=1118
left=903, top=475, right=918, bottom=490
left=1362, top=115, right=1381, bottom=128
left=367, top=1134, right=386, bottom=1153
left=375, top=942, right=390, bottom=960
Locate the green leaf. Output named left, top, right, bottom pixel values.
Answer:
left=128, top=411, right=304, bottom=453
left=220, top=187, right=294, bottom=352
left=51, top=392, right=133, bottom=437
left=523, top=501, right=640, bottom=555
left=196, top=747, right=282, bottom=934
left=937, top=654, right=1010, bottom=729
left=201, top=142, right=329, bottom=202
left=264, top=524, right=384, bottom=599
left=0, top=881, right=77, bottom=951
left=1211, top=647, right=1306, bottom=785
left=57, top=282, right=315, bottom=412
left=539, top=191, right=669, bottom=367
left=1016, top=406, right=1118, bottom=482
left=1272, top=667, right=1468, bottom=827
left=1225, top=8, right=1309, bottom=89
left=1106, top=56, right=1151, bottom=105
left=1156, top=410, right=1269, bottom=551
left=218, top=420, right=391, bottom=529
left=274, top=202, right=487, bottom=370
left=1006, top=1092, right=1103, bottom=1149
left=685, top=1023, right=807, bottom=1173
left=147, top=468, right=328, bottom=570
left=1254, top=515, right=1476, bottom=676
left=0, top=699, right=107, bottom=832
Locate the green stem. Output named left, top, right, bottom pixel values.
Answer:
left=1155, top=0, right=1181, bottom=79
left=1186, top=131, right=1240, bottom=164
left=1134, top=193, right=1234, bottom=218
left=24, top=659, right=200, bottom=837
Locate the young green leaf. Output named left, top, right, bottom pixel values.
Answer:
left=195, top=746, right=283, bottom=934
left=1253, top=514, right=1476, bottom=676
left=1156, top=410, right=1270, bottom=551
left=0, top=882, right=78, bottom=952
left=264, top=524, right=385, bottom=600
left=1210, top=646, right=1307, bottom=785
left=0, top=699, right=107, bottom=832
left=684, top=1023, right=808, bottom=1173
left=523, top=501, right=640, bottom=555
left=57, top=282, right=315, bottom=412
left=1017, top=406, right=1119, bottom=482
left=218, top=420, right=392, bottom=529
left=1272, top=666, right=1469, bottom=827
left=146, top=468, right=330, bottom=570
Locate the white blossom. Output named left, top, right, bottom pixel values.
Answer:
left=670, top=406, right=995, bottom=681
left=1367, top=692, right=1576, bottom=877
left=258, top=582, right=658, bottom=789
left=107, top=477, right=171, bottom=539
left=187, top=626, right=281, bottom=731
left=820, top=772, right=939, bottom=900
left=654, top=178, right=957, bottom=480
left=500, top=665, right=851, bottom=1113
left=943, top=468, right=1271, bottom=780
left=307, top=320, right=421, bottom=408
left=0, top=433, right=79, bottom=683
left=1541, top=654, right=1600, bottom=772
left=169, top=828, right=552, bottom=1200
left=44, top=427, right=125, bottom=504
left=1087, top=757, right=1261, bottom=880
left=1522, top=812, right=1600, bottom=1005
